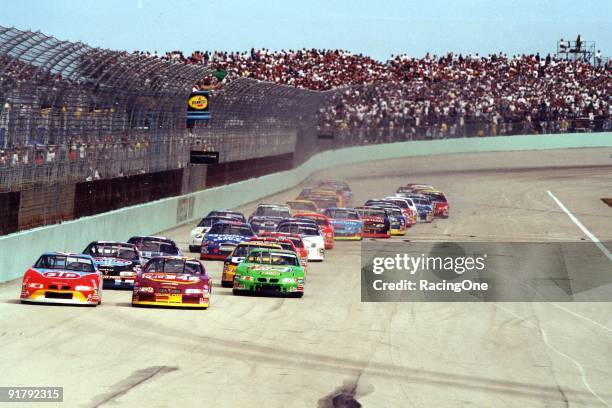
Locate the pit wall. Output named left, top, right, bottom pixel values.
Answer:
left=2, top=132, right=611, bottom=282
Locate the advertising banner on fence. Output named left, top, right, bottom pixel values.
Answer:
left=187, top=91, right=211, bottom=120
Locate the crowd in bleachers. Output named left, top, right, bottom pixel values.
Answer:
left=162, top=48, right=610, bottom=138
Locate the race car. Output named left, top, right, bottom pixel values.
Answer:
left=189, top=215, right=238, bottom=252
left=259, top=232, right=309, bottom=267
left=286, top=199, right=320, bottom=215
left=395, top=193, right=434, bottom=222
left=82, top=241, right=143, bottom=289
left=20, top=252, right=102, bottom=306
left=132, top=256, right=210, bottom=308
left=276, top=222, right=325, bottom=261
left=221, top=241, right=282, bottom=287
left=356, top=206, right=391, bottom=238
left=421, top=191, right=449, bottom=218
left=364, top=201, right=407, bottom=236
left=248, top=236, right=305, bottom=268
left=316, top=180, right=354, bottom=207
left=233, top=248, right=305, bottom=297
left=294, top=212, right=334, bottom=249
left=200, top=221, right=255, bottom=260
left=322, top=207, right=363, bottom=240
left=205, top=210, right=247, bottom=223
left=127, top=236, right=181, bottom=260
left=397, top=184, right=435, bottom=194
left=384, top=196, right=417, bottom=226
left=248, top=204, right=291, bottom=234
left=303, top=189, right=343, bottom=210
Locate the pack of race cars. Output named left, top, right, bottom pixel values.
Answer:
left=18, top=180, right=448, bottom=308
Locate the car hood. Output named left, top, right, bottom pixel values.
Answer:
left=242, top=264, right=302, bottom=277
left=139, top=272, right=205, bottom=286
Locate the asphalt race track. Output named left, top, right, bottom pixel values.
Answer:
left=1, top=148, right=611, bottom=407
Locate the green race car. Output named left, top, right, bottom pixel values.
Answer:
left=233, top=248, right=305, bottom=297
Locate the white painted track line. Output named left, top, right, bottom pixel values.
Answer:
left=547, top=190, right=612, bottom=262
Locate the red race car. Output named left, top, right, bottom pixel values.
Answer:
left=132, top=256, right=211, bottom=308
left=356, top=207, right=391, bottom=238
left=248, top=236, right=307, bottom=270
left=258, top=232, right=309, bottom=268
left=20, top=252, right=102, bottom=306
left=293, top=212, right=334, bottom=249
left=422, top=191, right=449, bottom=218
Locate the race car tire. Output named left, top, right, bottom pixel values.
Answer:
left=221, top=281, right=233, bottom=288
left=232, top=289, right=244, bottom=296
left=188, top=245, right=200, bottom=253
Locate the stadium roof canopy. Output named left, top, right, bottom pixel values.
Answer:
left=0, top=25, right=213, bottom=94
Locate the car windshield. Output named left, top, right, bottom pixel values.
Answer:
left=208, top=211, right=243, bottom=220
left=247, top=252, right=299, bottom=266
left=358, top=209, right=385, bottom=217
left=197, top=216, right=228, bottom=227
left=255, top=206, right=290, bottom=218
left=412, top=198, right=430, bottom=205
left=426, top=193, right=447, bottom=202
left=386, top=200, right=408, bottom=208
left=35, top=255, right=95, bottom=272
left=139, top=241, right=179, bottom=255
left=325, top=209, right=359, bottom=220
left=85, top=243, right=138, bottom=260
left=209, top=223, right=253, bottom=236
left=146, top=259, right=203, bottom=274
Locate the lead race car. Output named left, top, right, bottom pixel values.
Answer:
left=233, top=248, right=305, bottom=297
left=132, top=256, right=211, bottom=308
left=83, top=241, right=143, bottom=289
left=20, top=252, right=102, bottom=306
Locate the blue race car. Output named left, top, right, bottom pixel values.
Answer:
left=398, top=194, right=434, bottom=222
left=322, top=207, right=363, bottom=240
left=200, top=221, right=255, bottom=260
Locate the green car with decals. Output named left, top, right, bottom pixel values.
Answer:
left=233, top=248, right=305, bottom=297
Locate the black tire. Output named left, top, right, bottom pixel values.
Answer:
left=188, top=245, right=200, bottom=253
left=221, top=281, right=233, bottom=288
left=232, top=289, right=242, bottom=296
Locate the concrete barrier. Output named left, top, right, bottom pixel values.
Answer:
left=2, top=132, right=611, bottom=282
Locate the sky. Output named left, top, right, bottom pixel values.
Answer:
left=1, top=0, right=610, bottom=61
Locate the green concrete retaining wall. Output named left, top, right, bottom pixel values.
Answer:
left=2, top=132, right=611, bottom=282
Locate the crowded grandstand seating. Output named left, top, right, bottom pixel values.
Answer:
left=170, top=49, right=610, bottom=140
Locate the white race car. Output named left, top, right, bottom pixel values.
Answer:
left=276, top=223, right=325, bottom=261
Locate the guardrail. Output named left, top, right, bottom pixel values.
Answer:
left=2, top=132, right=611, bottom=283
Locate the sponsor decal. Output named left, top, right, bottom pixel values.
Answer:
left=187, top=94, right=208, bottom=110
left=42, top=272, right=81, bottom=279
